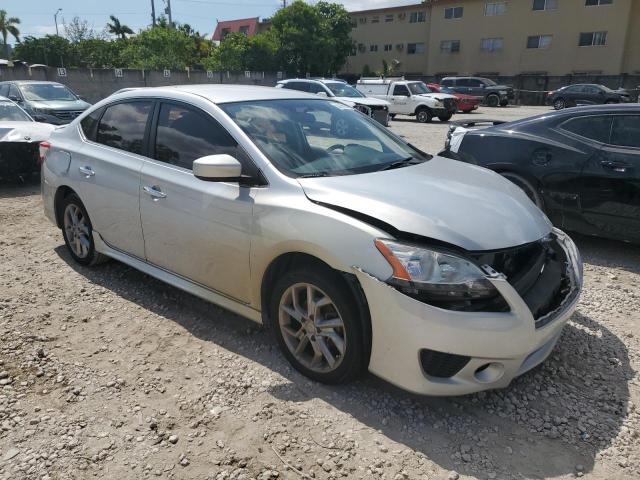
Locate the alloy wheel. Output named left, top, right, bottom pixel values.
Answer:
left=278, top=283, right=346, bottom=373
left=63, top=203, right=91, bottom=259
left=553, top=98, right=565, bottom=110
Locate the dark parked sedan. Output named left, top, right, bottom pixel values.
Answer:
left=548, top=84, right=633, bottom=110
left=441, top=104, right=640, bottom=243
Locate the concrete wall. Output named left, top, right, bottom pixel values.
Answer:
left=0, top=66, right=279, bottom=104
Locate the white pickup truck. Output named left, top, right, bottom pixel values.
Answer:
left=356, top=78, right=458, bottom=123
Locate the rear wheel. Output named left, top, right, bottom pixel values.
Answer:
left=60, top=193, right=107, bottom=266
left=268, top=266, right=368, bottom=384
left=500, top=99, right=509, bottom=107
left=500, top=172, right=543, bottom=209
left=438, top=113, right=453, bottom=122
left=486, top=94, right=500, bottom=108
left=553, top=98, right=566, bottom=110
left=416, top=108, right=433, bottom=123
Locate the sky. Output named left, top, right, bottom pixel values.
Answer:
left=3, top=0, right=414, bottom=41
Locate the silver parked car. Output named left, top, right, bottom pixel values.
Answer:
left=41, top=85, right=583, bottom=395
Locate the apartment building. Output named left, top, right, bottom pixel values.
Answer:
left=343, top=0, right=640, bottom=77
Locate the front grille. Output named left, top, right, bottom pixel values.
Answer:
left=420, top=349, right=470, bottom=378
left=443, top=98, right=456, bottom=112
left=53, top=110, right=84, bottom=121
left=354, top=104, right=372, bottom=116
left=470, top=234, right=574, bottom=328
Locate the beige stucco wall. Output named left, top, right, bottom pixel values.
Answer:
left=345, top=0, right=635, bottom=76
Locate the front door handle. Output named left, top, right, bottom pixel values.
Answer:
left=142, top=185, right=167, bottom=199
left=601, top=160, right=632, bottom=173
left=78, top=166, right=95, bottom=178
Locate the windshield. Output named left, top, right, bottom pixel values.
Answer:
left=21, top=83, right=78, bottom=102
left=0, top=101, right=32, bottom=122
left=407, top=82, right=431, bottom=95
left=222, top=99, right=430, bottom=178
left=599, top=85, right=616, bottom=93
left=324, top=83, right=365, bottom=98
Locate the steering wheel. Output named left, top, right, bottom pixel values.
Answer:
left=327, top=144, right=346, bottom=153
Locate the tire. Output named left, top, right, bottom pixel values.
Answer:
left=415, top=108, right=433, bottom=123
left=500, top=172, right=544, bottom=209
left=389, top=113, right=396, bottom=120
left=462, top=109, right=473, bottom=114
left=486, top=94, right=500, bottom=108
left=438, top=113, right=453, bottom=122
left=267, top=265, right=368, bottom=384
left=60, top=193, right=108, bottom=266
left=553, top=98, right=566, bottom=110
left=500, top=100, right=509, bottom=107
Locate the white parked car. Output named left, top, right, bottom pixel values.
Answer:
left=41, top=85, right=582, bottom=395
left=276, top=78, right=390, bottom=128
left=357, top=77, right=458, bottom=123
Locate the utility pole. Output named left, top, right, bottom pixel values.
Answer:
left=151, top=0, right=156, bottom=26
left=281, top=0, right=287, bottom=7
left=166, top=0, right=173, bottom=27
left=54, top=8, right=62, bottom=36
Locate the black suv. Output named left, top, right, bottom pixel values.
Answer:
left=548, top=84, right=633, bottom=110
left=440, top=77, right=514, bottom=107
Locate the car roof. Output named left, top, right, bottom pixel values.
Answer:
left=0, top=80, right=64, bottom=85
left=113, top=84, right=320, bottom=104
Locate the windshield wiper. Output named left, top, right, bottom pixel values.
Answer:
left=298, top=172, right=331, bottom=178
left=378, top=156, right=424, bottom=171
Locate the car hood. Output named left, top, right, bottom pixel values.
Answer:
left=28, top=99, right=91, bottom=111
left=336, top=96, right=390, bottom=107
left=298, top=156, right=552, bottom=251
left=0, top=121, right=55, bottom=142
left=416, top=93, right=457, bottom=101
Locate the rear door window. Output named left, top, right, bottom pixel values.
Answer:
left=610, top=116, right=640, bottom=148
left=80, top=107, right=104, bottom=142
left=96, top=101, right=152, bottom=155
left=560, top=115, right=612, bottom=143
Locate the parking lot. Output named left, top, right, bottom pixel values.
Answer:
left=1, top=104, right=639, bottom=480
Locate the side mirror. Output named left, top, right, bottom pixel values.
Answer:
left=316, top=91, right=328, bottom=97
left=8, top=95, right=21, bottom=102
left=193, top=154, right=242, bottom=182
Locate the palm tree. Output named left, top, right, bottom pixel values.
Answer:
left=0, top=10, right=20, bottom=59
left=107, top=15, right=134, bottom=39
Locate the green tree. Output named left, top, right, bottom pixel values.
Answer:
left=107, top=15, right=134, bottom=39
left=0, top=10, right=20, bottom=59
left=120, top=26, right=196, bottom=69
left=204, top=31, right=278, bottom=72
left=13, top=35, right=76, bottom=66
left=75, top=38, right=127, bottom=68
left=270, top=1, right=353, bottom=76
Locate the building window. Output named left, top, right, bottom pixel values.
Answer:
left=370, top=44, right=378, bottom=52
left=384, top=44, right=393, bottom=52
left=585, top=0, right=612, bottom=5
left=533, top=0, right=558, bottom=10
left=527, top=35, right=552, bottom=48
left=407, top=42, right=425, bottom=54
left=385, top=14, right=394, bottom=22
left=220, top=28, right=230, bottom=39
left=579, top=31, right=607, bottom=46
left=409, top=11, right=427, bottom=23
left=440, top=40, right=461, bottom=53
left=239, top=25, right=249, bottom=35
left=359, top=17, right=367, bottom=24
left=444, top=6, right=464, bottom=19
left=485, top=2, right=507, bottom=15
left=481, top=37, right=504, bottom=52
left=372, top=15, right=380, bottom=23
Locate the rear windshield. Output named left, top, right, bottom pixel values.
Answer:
left=0, top=101, right=32, bottom=122
left=21, top=84, right=78, bottom=102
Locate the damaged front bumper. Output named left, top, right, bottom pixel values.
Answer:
left=354, top=230, right=582, bottom=396
left=0, top=142, right=41, bottom=179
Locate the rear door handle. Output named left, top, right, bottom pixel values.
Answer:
left=600, top=160, right=632, bottom=173
left=78, top=166, right=95, bottom=177
left=142, top=185, right=167, bottom=199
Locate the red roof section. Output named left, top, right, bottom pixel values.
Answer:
left=212, top=17, right=259, bottom=41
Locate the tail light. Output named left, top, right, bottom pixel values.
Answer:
left=39, top=141, right=51, bottom=167
left=547, top=91, right=555, bottom=96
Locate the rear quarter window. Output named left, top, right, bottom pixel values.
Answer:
left=559, top=115, right=612, bottom=143
left=80, top=107, right=104, bottom=142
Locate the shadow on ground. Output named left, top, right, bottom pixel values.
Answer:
left=55, top=235, right=633, bottom=479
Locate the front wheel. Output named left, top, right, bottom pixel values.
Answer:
left=486, top=94, right=500, bottom=108
left=500, top=172, right=544, bottom=209
left=416, top=108, right=433, bottom=123
left=438, top=113, right=453, bottom=122
left=553, top=98, right=566, bottom=110
left=60, top=193, right=107, bottom=266
left=268, top=266, right=368, bottom=384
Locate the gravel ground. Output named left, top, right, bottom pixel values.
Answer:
left=1, top=104, right=639, bottom=480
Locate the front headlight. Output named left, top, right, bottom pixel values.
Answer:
left=374, top=239, right=498, bottom=302
left=32, top=107, right=52, bottom=115
left=433, top=99, right=444, bottom=107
